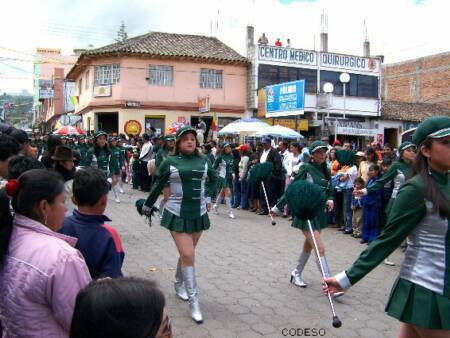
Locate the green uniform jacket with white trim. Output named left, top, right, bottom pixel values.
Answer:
left=145, top=153, right=217, bottom=220
left=213, top=154, right=234, bottom=179
left=337, top=171, right=450, bottom=297
left=86, top=147, right=113, bottom=175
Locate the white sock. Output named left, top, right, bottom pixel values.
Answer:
left=225, top=197, right=232, bottom=211
left=215, top=194, right=223, bottom=206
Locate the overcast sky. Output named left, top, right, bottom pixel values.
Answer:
left=0, top=0, right=448, bottom=93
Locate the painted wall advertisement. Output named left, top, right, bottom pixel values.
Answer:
left=265, top=80, right=305, bottom=118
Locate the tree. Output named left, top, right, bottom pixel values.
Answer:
left=116, top=22, right=128, bottom=43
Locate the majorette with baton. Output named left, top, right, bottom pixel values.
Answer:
left=272, top=141, right=341, bottom=295
left=325, top=116, right=450, bottom=337
left=136, top=126, right=217, bottom=324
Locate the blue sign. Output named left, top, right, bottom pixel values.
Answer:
left=265, top=80, right=305, bottom=118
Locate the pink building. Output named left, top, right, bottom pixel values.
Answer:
left=33, top=48, right=77, bottom=129
left=66, top=32, right=249, bottom=136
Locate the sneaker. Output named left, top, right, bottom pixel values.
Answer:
left=114, top=197, right=121, bottom=204
left=212, top=204, right=219, bottom=215
left=228, top=211, right=235, bottom=219
left=383, top=259, right=395, bottom=266
left=119, top=187, right=124, bottom=194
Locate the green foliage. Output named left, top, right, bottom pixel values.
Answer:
left=116, top=21, right=128, bottom=43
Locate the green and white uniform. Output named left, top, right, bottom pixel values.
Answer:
left=74, top=143, right=90, bottom=167
left=213, top=154, right=234, bottom=189
left=276, top=162, right=333, bottom=231
left=109, top=146, right=121, bottom=176
left=144, top=153, right=217, bottom=234
left=86, top=147, right=113, bottom=176
left=336, top=170, right=450, bottom=329
left=365, top=160, right=413, bottom=215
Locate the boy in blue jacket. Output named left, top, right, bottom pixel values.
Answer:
left=59, top=168, right=124, bottom=278
left=361, top=164, right=383, bottom=244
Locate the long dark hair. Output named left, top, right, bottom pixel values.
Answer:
left=0, top=169, right=64, bottom=265
left=94, top=138, right=110, bottom=158
left=70, top=278, right=166, bottom=338
left=414, top=139, right=450, bottom=218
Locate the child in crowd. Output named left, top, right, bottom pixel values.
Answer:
left=59, top=168, right=124, bottom=279
left=361, top=164, right=382, bottom=244
left=351, top=177, right=365, bottom=239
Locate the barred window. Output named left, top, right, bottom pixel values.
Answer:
left=85, top=70, right=90, bottom=90
left=200, top=68, right=222, bottom=89
left=149, top=65, right=173, bottom=86
left=94, top=64, right=120, bottom=85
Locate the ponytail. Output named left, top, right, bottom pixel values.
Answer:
left=0, top=189, right=13, bottom=265
left=414, top=139, right=450, bottom=218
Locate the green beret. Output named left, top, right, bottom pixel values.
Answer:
left=308, top=141, right=328, bottom=154
left=220, top=142, right=231, bottom=149
left=398, top=141, right=416, bottom=152
left=176, top=126, right=197, bottom=140
left=412, top=116, right=450, bottom=146
left=94, top=130, right=108, bottom=139
left=164, top=135, right=176, bottom=142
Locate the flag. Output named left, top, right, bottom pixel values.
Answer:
left=70, top=96, right=79, bottom=106
left=211, top=112, right=218, bottom=132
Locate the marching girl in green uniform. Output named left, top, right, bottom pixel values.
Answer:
left=325, top=116, right=450, bottom=338
left=74, top=135, right=90, bottom=167
left=85, top=131, right=120, bottom=203
left=109, top=137, right=122, bottom=203
left=142, top=126, right=216, bottom=324
left=212, top=143, right=235, bottom=219
left=272, top=141, right=337, bottom=292
left=155, top=135, right=176, bottom=217
left=355, top=141, right=416, bottom=265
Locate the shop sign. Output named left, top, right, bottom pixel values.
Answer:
left=124, top=120, right=142, bottom=136
left=39, top=80, right=54, bottom=99
left=93, top=85, right=111, bottom=97
left=260, top=118, right=308, bottom=131
left=320, top=53, right=380, bottom=73
left=258, top=46, right=317, bottom=66
left=265, top=80, right=305, bottom=118
left=125, top=100, right=140, bottom=108
left=198, top=96, right=210, bottom=113
left=336, top=126, right=378, bottom=136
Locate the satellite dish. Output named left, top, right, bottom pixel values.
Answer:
left=339, top=72, right=350, bottom=83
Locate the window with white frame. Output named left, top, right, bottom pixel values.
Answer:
left=149, top=65, right=173, bottom=86
left=200, top=68, right=222, bottom=89
left=94, top=64, right=120, bottom=85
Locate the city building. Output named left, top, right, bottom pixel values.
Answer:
left=66, top=32, right=249, bottom=136
left=33, top=48, right=78, bottom=131
left=246, top=26, right=382, bottom=146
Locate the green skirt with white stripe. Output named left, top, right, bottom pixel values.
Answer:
left=385, top=278, right=450, bottom=329
left=160, top=209, right=210, bottom=234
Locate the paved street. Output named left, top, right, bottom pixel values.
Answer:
left=107, top=186, right=402, bottom=338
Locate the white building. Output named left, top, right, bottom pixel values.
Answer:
left=246, top=26, right=382, bottom=144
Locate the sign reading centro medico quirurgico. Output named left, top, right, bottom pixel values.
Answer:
left=265, top=80, right=305, bottom=118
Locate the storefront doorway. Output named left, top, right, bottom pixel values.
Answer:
left=97, top=112, right=118, bottom=134
left=145, top=116, right=165, bottom=136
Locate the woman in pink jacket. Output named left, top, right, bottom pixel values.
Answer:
left=0, top=169, right=91, bottom=337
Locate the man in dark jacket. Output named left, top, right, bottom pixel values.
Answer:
left=258, top=137, right=282, bottom=215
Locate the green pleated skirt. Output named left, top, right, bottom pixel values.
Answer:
left=292, top=210, right=328, bottom=231
left=217, top=176, right=232, bottom=189
left=385, top=278, right=450, bottom=330
left=160, top=209, right=210, bottom=234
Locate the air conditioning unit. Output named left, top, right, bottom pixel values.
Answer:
left=317, top=93, right=332, bottom=108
